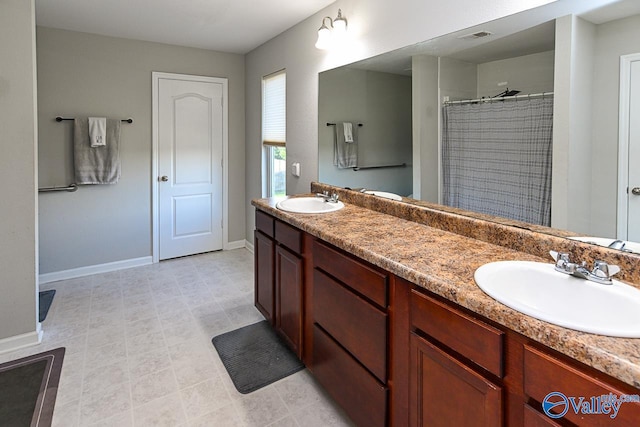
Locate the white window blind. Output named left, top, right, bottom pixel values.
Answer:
left=262, top=70, right=286, bottom=147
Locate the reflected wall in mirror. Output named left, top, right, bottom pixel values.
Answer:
left=317, top=0, right=640, bottom=254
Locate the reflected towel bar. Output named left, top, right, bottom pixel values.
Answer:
left=38, top=183, right=78, bottom=193
left=56, top=116, right=134, bottom=123
left=353, top=163, right=406, bottom=171
left=327, top=122, right=363, bottom=127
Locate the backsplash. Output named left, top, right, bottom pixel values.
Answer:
left=311, top=182, right=640, bottom=287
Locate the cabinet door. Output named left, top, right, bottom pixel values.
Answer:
left=276, top=245, right=303, bottom=357
left=410, top=333, right=502, bottom=427
left=255, top=231, right=275, bottom=323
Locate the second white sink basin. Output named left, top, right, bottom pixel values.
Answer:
left=363, top=190, right=403, bottom=201
left=474, top=261, right=640, bottom=337
left=276, top=197, right=344, bottom=214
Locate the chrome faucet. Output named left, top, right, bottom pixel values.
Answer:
left=608, top=240, right=626, bottom=251
left=549, top=251, right=620, bottom=285
left=316, top=190, right=340, bottom=203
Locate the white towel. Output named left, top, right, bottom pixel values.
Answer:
left=88, top=117, right=106, bottom=147
left=343, top=122, right=354, bottom=143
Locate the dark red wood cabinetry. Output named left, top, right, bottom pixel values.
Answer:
left=254, top=211, right=304, bottom=358
left=254, top=210, right=640, bottom=427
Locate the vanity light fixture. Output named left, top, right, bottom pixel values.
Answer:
left=315, top=9, right=348, bottom=50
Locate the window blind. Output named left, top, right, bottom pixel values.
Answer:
left=262, top=70, right=286, bottom=147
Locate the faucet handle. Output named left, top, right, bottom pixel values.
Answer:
left=550, top=250, right=570, bottom=264
left=591, top=260, right=620, bottom=279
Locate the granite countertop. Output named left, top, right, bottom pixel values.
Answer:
left=252, top=196, right=640, bottom=389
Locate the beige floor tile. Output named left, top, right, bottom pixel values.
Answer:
left=128, top=347, right=173, bottom=378
left=80, top=381, right=132, bottom=425
left=131, top=368, right=179, bottom=407
left=234, top=387, right=290, bottom=427
left=179, top=376, right=233, bottom=420
left=132, top=392, right=187, bottom=427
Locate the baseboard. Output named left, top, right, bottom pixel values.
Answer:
left=244, top=240, right=254, bottom=253
left=39, top=256, right=153, bottom=284
left=0, top=328, right=43, bottom=355
left=225, top=240, right=247, bottom=250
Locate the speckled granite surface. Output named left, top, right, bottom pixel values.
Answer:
left=252, top=191, right=640, bottom=389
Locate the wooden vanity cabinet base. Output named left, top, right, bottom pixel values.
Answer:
left=313, top=325, right=388, bottom=427
left=410, top=332, right=503, bottom=427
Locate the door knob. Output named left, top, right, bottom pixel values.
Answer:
left=632, top=187, right=640, bottom=196
left=159, top=176, right=169, bottom=182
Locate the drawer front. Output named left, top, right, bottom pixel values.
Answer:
left=255, top=210, right=274, bottom=238
left=275, top=220, right=302, bottom=253
left=410, top=332, right=502, bottom=427
left=524, top=345, right=640, bottom=427
left=410, top=289, right=503, bottom=377
left=313, top=325, right=387, bottom=427
left=314, top=270, right=388, bottom=382
left=313, top=240, right=388, bottom=308
left=524, top=404, right=562, bottom=427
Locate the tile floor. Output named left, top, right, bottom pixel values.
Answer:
left=0, top=249, right=354, bottom=427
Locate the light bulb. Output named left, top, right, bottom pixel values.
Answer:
left=315, top=25, right=332, bottom=50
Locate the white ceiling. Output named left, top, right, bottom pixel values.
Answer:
left=35, top=0, right=336, bottom=54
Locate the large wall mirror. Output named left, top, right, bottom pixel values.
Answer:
left=318, top=0, right=640, bottom=254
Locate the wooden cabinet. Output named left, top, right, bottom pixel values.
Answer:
left=410, top=332, right=503, bottom=427
left=275, top=245, right=303, bottom=356
left=254, top=208, right=640, bottom=427
left=523, top=345, right=640, bottom=426
left=409, top=288, right=504, bottom=427
left=311, top=240, right=389, bottom=427
left=254, top=211, right=304, bottom=357
left=254, top=230, right=275, bottom=323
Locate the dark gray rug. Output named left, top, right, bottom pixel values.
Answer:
left=212, top=321, right=304, bottom=394
left=0, top=347, right=65, bottom=427
left=39, top=290, right=56, bottom=322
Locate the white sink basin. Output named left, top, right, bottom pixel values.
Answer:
left=474, top=261, right=640, bottom=337
left=363, top=190, right=403, bottom=201
left=569, top=236, right=640, bottom=255
left=276, top=197, right=344, bottom=214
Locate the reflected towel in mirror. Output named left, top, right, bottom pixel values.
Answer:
left=333, top=122, right=357, bottom=169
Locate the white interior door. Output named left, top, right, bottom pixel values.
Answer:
left=157, top=76, right=224, bottom=260
left=628, top=59, right=640, bottom=242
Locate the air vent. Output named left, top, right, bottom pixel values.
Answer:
left=458, top=31, right=493, bottom=40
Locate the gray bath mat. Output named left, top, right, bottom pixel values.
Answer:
left=39, top=290, right=56, bottom=322
left=212, top=321, right=304, bottom=394
left=0, top=347, right=65, bottom=427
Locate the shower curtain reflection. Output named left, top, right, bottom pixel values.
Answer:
left=442, top=97, right=553, bottom=226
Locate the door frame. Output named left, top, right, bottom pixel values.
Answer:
left=617, top=53, right=640, bottom=240
left=151, top=71, right=229, bottom=263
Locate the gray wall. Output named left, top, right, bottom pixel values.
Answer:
left=37, top=27, right=245, bottom=274
left=0, top=0, right=39, bottom=341
left=589, top=13, right=640, bottom=238
left=318, top=68, right=412, bottom=195
left=477, top=50, right=555, bottom=97
left=245, top=0, right=555, bottom=242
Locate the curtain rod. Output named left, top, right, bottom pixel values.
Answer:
left=56, top=116, right=134, bottom=123
left=443, top=91, right=554, bottom=106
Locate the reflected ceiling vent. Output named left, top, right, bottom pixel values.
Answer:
left=458, top=31, right=493, bottom=40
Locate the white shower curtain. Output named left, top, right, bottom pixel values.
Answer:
left=442, top=97, right=553, bottom=226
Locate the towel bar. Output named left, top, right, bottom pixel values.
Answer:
left=56, top=116, right=134, bottom=124
left=353, top=163, right=406, bottom=171
left=38, top=183, right=78, bottom=193
left=327, top=122, right=363, bottom=127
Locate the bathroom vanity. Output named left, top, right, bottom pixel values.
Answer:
left=252, top=184, right=640, bottom=426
